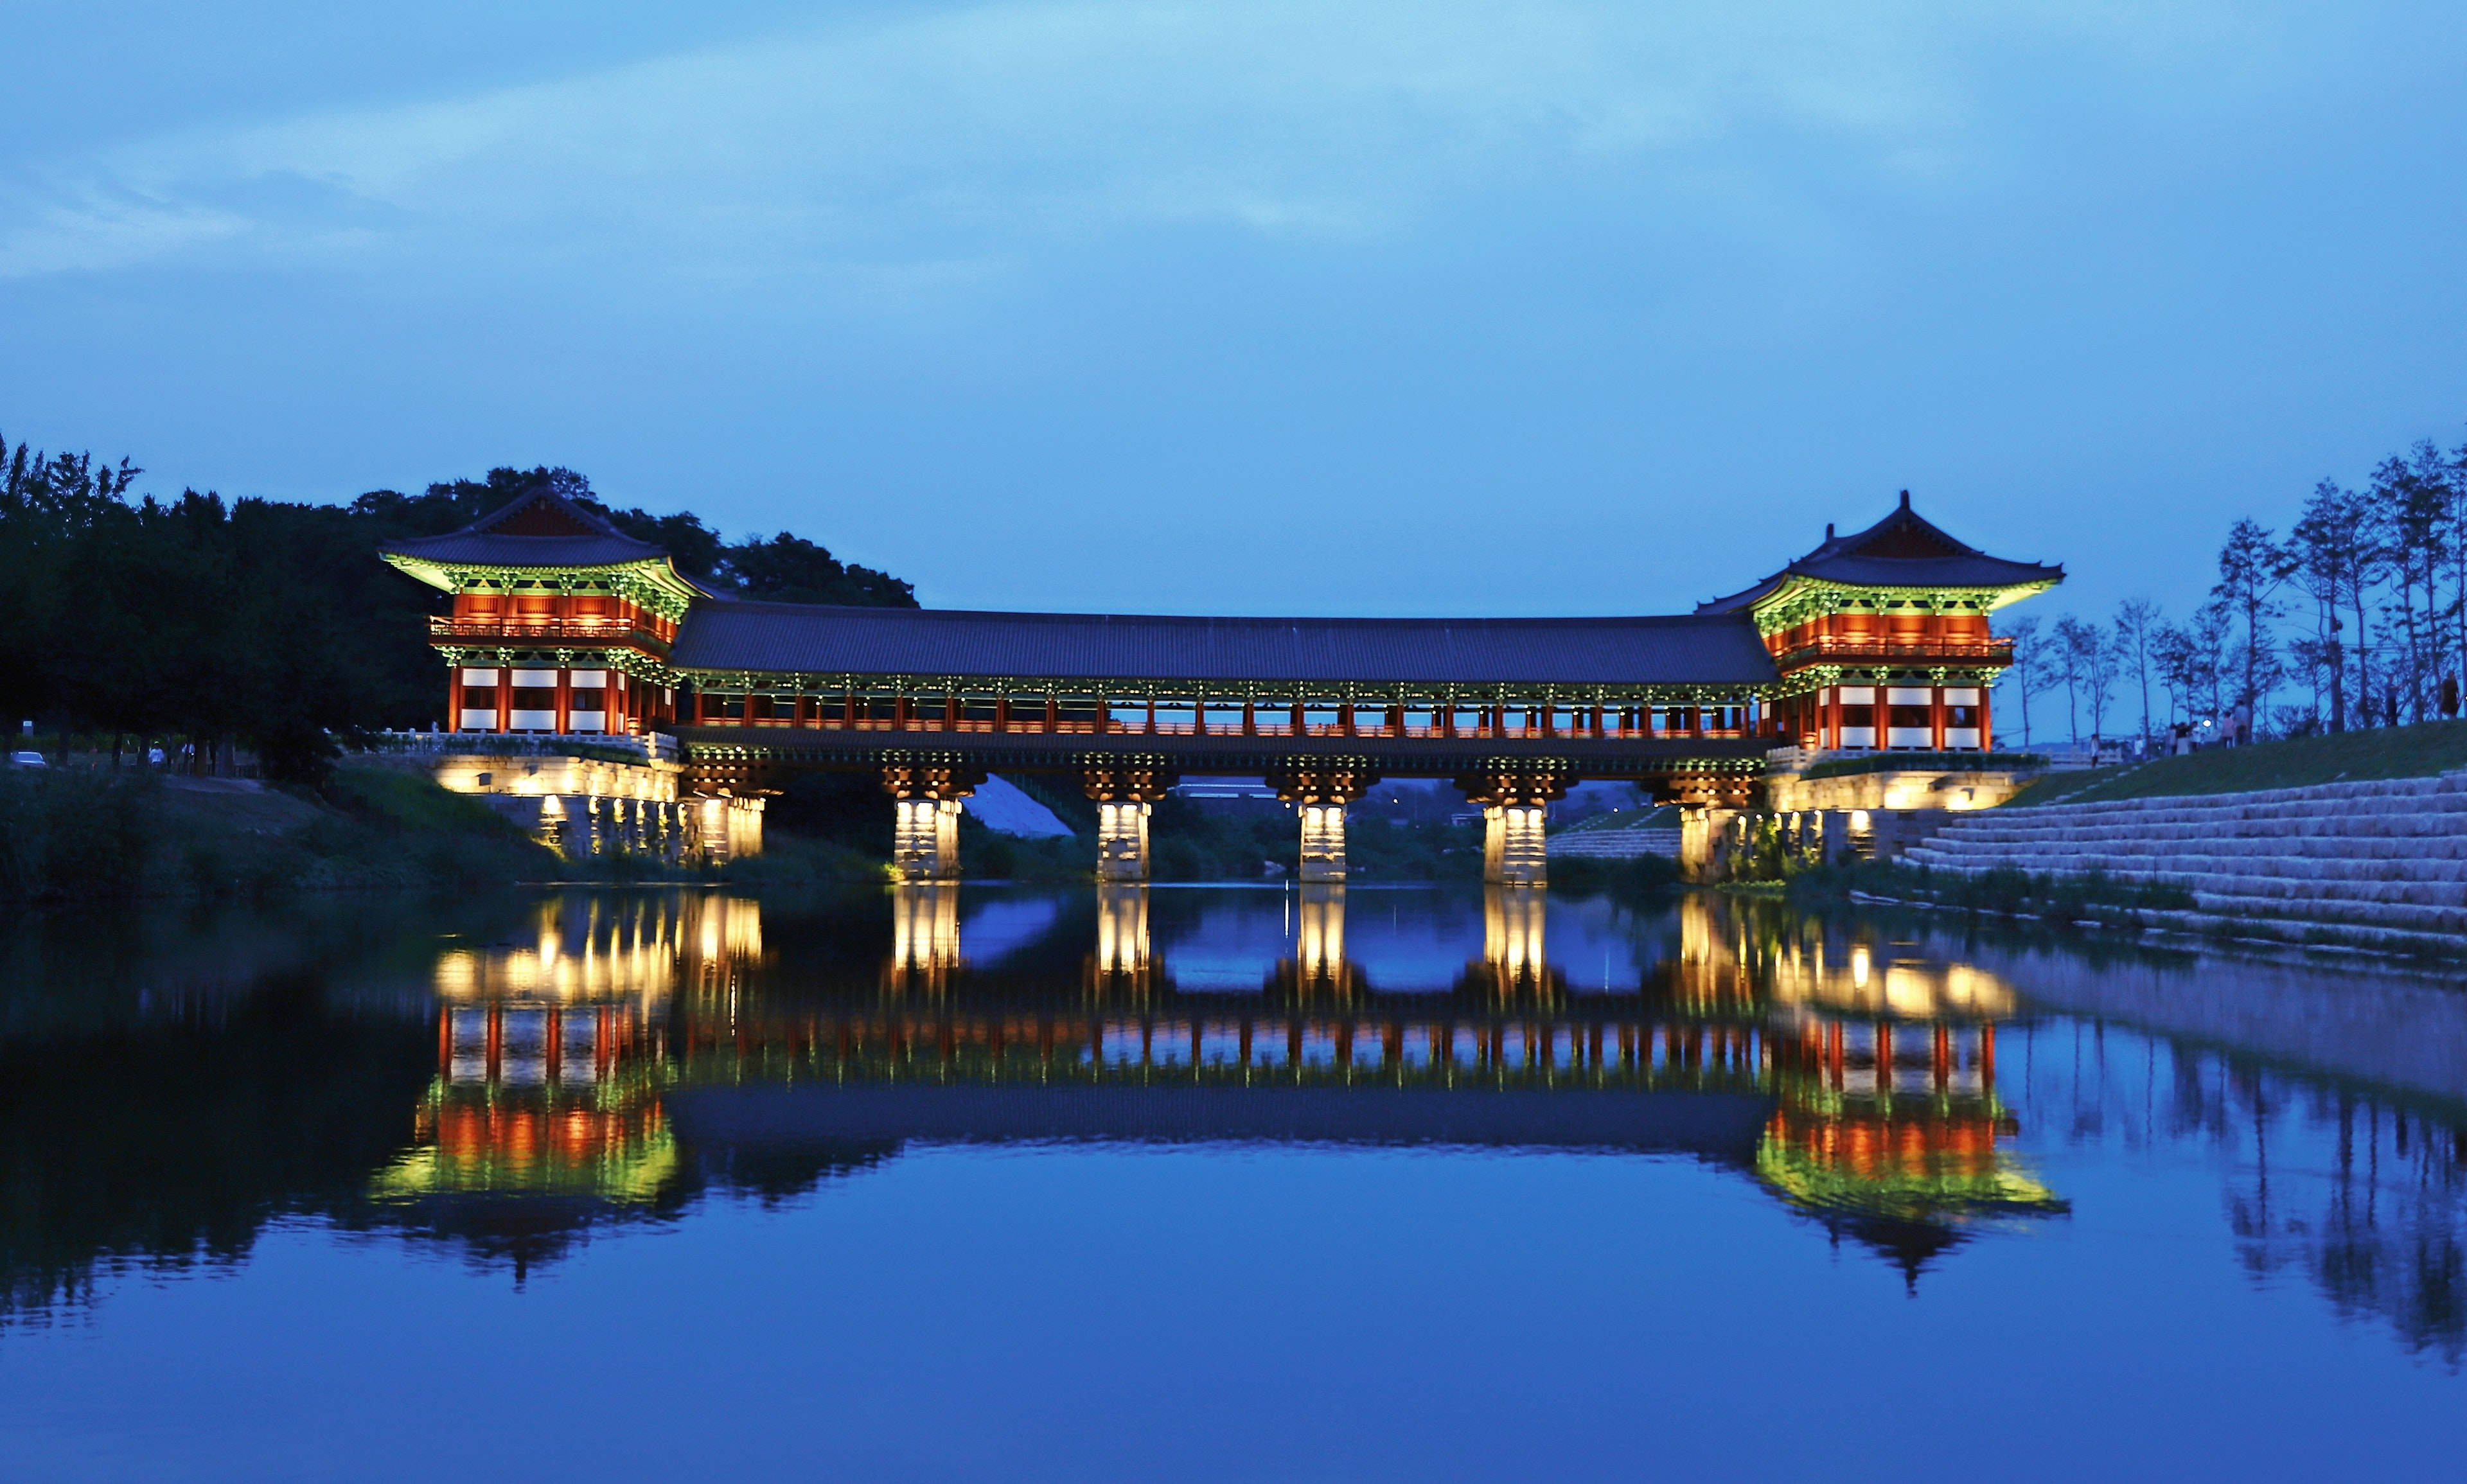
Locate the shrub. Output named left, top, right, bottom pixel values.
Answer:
left=0, top=768, right=157, bottom=901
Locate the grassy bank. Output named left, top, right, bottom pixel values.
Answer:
left=2008, top=723, right=2467, bottom=808
left=1790, top=859, right=2193, bottom=924
left=1, top=763, right=560, bottom=901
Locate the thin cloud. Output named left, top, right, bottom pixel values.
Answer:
left=0, top=1, right=1995, bottom=283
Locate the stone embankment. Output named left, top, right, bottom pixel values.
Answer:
left=1902, top=771, right=2467, bottom=954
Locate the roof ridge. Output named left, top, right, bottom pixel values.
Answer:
left=468, top=484, right=632, bottom=541
left=1693, top=493, right=2061, bottom=614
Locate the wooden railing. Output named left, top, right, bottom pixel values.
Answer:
left=430, top=617, right=668, bottom=647
left=1776, top=637, right=2012, bottom=665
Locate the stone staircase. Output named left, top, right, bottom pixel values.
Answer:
left=1899, top=772, right=2467, bottom=953
left=1548, top=826, right=1683, bottom=860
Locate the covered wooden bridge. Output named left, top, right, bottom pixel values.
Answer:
left=380, top=487, right=2058, bottom=882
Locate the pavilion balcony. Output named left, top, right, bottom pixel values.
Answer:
left=430, top=616, right=669, bottom=649
left=1774, top=636, right=2012, bottom=667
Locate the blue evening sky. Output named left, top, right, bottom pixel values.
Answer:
left=6, top=1, right=2466, bottom=645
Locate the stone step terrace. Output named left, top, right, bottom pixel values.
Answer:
left=1899, top=771, right=2467, bottom=952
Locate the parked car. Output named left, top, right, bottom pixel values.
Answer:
left=8, top=750, right=48, bottom=768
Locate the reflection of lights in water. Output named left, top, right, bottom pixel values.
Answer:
left=1093, top=884, right=1149, bottom=979
left=432, top=892, right=763, bottom=1007
left=1483, top=886, right=1545, bottom=987
left=890, top=884, right=962, bottom=978
left=389, top=892, right=767, bottom=1206
left=1753, top=921, right=2013, bottom=1021
left=1296, top=885, right=1345, bottom=984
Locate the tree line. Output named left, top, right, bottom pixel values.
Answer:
left=1998, top=432, right=2467, bottom=748
left=0, top=436, right=915, bottom=780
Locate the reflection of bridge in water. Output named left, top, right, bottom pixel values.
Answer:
left=393, top=888, right=2064, bottom=1277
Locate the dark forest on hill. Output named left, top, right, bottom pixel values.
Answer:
left=0, top=439, right=915, bottom=779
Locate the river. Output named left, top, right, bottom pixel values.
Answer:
left=1, top=883, right=2459, bottom=1480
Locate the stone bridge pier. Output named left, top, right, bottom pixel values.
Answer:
left=1457, top=769, right=1570, bottom=886
left=1083, top=766, right=1179, bottom=881
left=1267, top=764, right=1379, bottom=883
left=881, top=764, right=985, bottom=881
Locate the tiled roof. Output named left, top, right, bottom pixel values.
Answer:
left=670, top=600, right=1780, bottom=686
left=380, top=531, right=673, bottom=567
left=1697, top=493, right=2062, bottom=614
left=378, top=486, right=670, bottom=569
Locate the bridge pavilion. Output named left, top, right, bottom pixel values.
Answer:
left=378, top=488, right=2059, bottom=881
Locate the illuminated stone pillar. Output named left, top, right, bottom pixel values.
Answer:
left=1455, top=769, right=1568, bottom=887
left=1268, top=764, right=1377, bottom=883
left=881, top=764, right=984, bottom=881
left=694, top=796, right=736, bottom=864
left=1677, top=806, right=1747, bottom=881
left=892, top=797, right=964, bottom=879
left=538, top=794, right=575, bottom=857
left=1095, top=801, right=1151, bottom=881
left=1298, top=804, right=1348, bottom=881
left=1083, top=765, right=1178, bottom=882
left=1482, top=805, right=1547, bottom=885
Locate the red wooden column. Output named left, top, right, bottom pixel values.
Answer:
left=556, top=667, right=572, bottom=736
left=1931, top=685, right=1947, bottom=751
left=448, top=668, right=464, bottom=731
left=497, top=673, right=511, bottom=734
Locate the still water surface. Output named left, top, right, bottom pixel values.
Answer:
left=2, top=883, right=2463, bottom=1481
